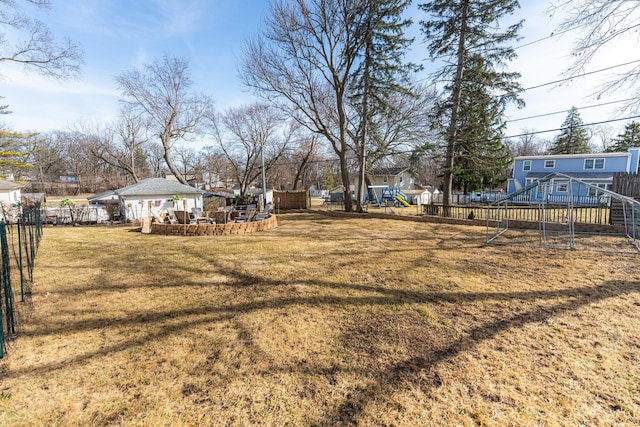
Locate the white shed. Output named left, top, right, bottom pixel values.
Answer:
left=88, top=178, right=204, bottom=221
left=0, top=180, right=22, bottom=207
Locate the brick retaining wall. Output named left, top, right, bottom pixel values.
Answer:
left=149, top=214, right=278, bottom=236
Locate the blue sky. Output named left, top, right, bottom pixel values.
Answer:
left=1, top=0, right=637, bottom=145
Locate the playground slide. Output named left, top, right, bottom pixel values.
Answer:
left=395, top=194, right=412, bottom=207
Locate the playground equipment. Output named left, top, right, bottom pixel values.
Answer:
left=394, top=194, right=411, bottom=207
left=364, top=186, right=412, bottom=207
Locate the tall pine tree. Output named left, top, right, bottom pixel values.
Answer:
left=605, top=121, right=640, bottom=153
left=450, top=54, right=514, bottom=192
left=349, top=0, right=416, bottom=210
left=420, top=0, right=523, bottom=214
left=550, top=107, right=591, bottom=154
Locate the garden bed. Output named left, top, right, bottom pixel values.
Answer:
left=149, top=214, right=277, bottom=236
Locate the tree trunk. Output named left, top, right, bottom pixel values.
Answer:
left=161, top=132, right=188, bottom=185
left=340, top=154, right=352, bottom=212
left=356, top=31, right=372, bottom=214
left=442, top=0, right=469, bottom=217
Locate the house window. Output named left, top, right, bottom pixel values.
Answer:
left=399, top=176, right=403, bottom=183
left=536, top=183, right=548, bottom=200
left=523, top=160, right=531, bottom=171
left=589, top=183, right=609, bottom=197
left=383, top=176, right=388, bottom=183
left=556, top=182, right=568, bottom=192
left=585, top=158, right=605, bottom=169
left=544, top=160, right=555, bottom=168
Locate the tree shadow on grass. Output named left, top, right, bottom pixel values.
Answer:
left=314, top=282, right=639, bottom=426
left=10, top=259, right=639, bottom=384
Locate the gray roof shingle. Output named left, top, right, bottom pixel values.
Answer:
left=526, top=172, right=614, bottom=180
left=115, top=178, right=203, bottom=197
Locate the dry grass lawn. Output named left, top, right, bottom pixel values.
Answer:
left=1, top=212, right=639, bottom=426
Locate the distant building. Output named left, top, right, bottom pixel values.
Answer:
left=507, top=148, right=640, bottom=204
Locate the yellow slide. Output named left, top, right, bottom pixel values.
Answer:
left=395, top=194, right=411, bottom=207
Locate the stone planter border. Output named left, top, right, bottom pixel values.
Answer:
left=149, top=214, right=278, bottom=236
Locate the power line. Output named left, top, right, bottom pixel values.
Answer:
left=504, top=114, right=640, bottom=140
left=506, top=98, right=636, bottom=124
left=513, top=23, right=585, bottom=51
left=522, top=59, right=640, bottom=91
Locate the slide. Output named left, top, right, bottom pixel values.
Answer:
left=395, top=194, right=412, bottom=207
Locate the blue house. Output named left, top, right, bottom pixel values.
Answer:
left=507, top=148, right=640, bottom=204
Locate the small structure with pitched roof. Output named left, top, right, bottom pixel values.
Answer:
left=88, top=178, right=203, bottom=221
left=0, top=179, right=23, bottom=207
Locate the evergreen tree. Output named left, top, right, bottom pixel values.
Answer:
left=419, top=0, right=523, bottom=214
left=605, top=121, right=640, bottom=153
left=449, top=54, right=514, bottom=192
left=349, top=0, right=416, bottom=210
left=550, top=107, right=591, bottom=154
left=321, top=164, right=335, bottom=190
left=0, top=130, right=36, bottom=173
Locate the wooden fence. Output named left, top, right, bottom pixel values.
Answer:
left=612, top=172, right=640, bottom=196
left=611, top=173, right=640, bottom=225
left=273, top=190, right=310, bottom=210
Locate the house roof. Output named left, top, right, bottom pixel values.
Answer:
left=526, top=172, right=614, bottom=180
left=115, top=178, right=203, bottom=197
left=0, top=179, right=23, bottom=191
left=403, top=189, right=428, bottom=195
left=87, top=190, right=117, bottom=202
left=369, top=166, right=409, bottom=176
left=516, top=152, right=630, bottom=161
left=329, top=185, right=355, bottom=193
left=88, top=178, right=202, bottom=202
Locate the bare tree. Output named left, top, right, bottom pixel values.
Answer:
left=115, top=54, right=213, bottom=185
left=349, top=83, right=437, bottom=171
left=289, top=135, right=320, bottom=190
left=146, top=142, right=166, bottom=178
left=110, top=109, right=151, bottom=182
left=76, top=111, right=150, bottom=185
left=551, top=1, right=640, bottom=112
left=506, top=129, right=545, bottom=157
left=199, top=146, right=232, bottom=189
left=590, top=124, right=612, bottom=153
left=172, top=143, right=200, bottom=183
left=54, top=130, right=101, bottom=194
left=242, top=0, right=369, bottom=211
left=212, top=103, right=293, bottom=198
left=0, top=0, right=82, bottom=79
left=25, top=131, right=65, bottom=189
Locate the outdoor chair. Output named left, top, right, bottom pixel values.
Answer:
left=235, top=204, right=257, bottom=223
left=252, top=203, right=272, bottom=221
left=150, top=208, right=166, bottom=224
left=190, top=207, right=215, bottom=224
left=166, top=208, right=179, bottom=224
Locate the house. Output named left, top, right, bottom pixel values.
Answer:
left=88, top=178, right=204, bottom=221
left=366, top=166, right=427, bottom=205
left=0, top=179, right=23, bottom=207
left=0, top=180, right=23, bottom=220
left=368, top=166, right=414, bottom=191
left=507, top=148, right=640, bottom=204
